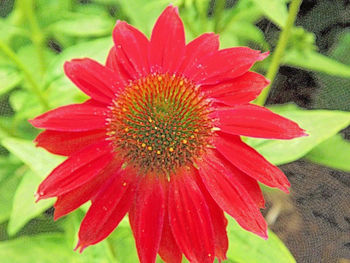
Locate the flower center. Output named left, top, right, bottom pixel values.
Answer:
left=107, top=73, right=214, bottom=176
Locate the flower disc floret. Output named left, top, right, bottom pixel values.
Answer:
left=107, top=73, right=214, bottom=175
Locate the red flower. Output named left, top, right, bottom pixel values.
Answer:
left=30, top=6, right=306, bottom=263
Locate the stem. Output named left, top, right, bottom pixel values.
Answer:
left=214, top=0, right=225, bottom=33
left=255, top=0, right=303, bottom=106
left=21, top=0, right=47, bottom=75
left=0, top=40, right=49, bottom=109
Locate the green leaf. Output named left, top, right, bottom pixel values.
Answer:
left=0, top=158, right=22, bottom=224
left=10, top=90, right=43, bottom=120
left=227, top=218, right=296, bottom=263
left=250, top=0, right=288, bottom=28
left=0, top=234, right=70, bottom=263
left=246, top=106, right=350, bottom=165
left=48, top=13, right=114, bottom=37
left=0, top=66, right=22, bottom=96
left=305, top=134, right=350, bottom=172
left=221, top=21, right=268, bottom=49
left=0, top=231, right=115, bottom=263
left=1, top=137, right=63, bottom=178
left=7, top=170, right=54, bottom=235
left=283, top=49, right=350, bottom=78
left=107, top=217, right=139, bottom=263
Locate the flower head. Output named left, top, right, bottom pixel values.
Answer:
left=30, top=5, right=306, bottom=263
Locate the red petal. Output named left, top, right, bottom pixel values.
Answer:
left=113, top=21, right=150, bottom=79
left=53, top=159, right=123, bottom=220
left=149, top=5, right=185, bottom=74
left=179, top=33, right=219, bottom=75
left=202, top=72, right=269, bottom=105
left=76, top=168, right=137, bottom=251
left=158, top=183, right=182, bottom=263
left=64, top=58, right=123, bottom=104
left=168, top=168, right=215, bottom=263
left=36, top=140, right=114, bottom=199
left=214, top=104, right=306, bottom=139
left=194, top=172, right=228, bottom=262
left=188, top=48, right=268, bottom=85
left=35, top=129, right=106, bottom=156
left=226, top=163, right=265, bottom=208
left=158, top=213, right=182, bottom=263
left=105, top=47, right=129, bottom=83
left=129, top=176, right=165, bottom=263
left=29, top=102, right=107, bottom=132
left=198, top=150, right=267, bottom=238
left=214, top=133, right=290, bottom=192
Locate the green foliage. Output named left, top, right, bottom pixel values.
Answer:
left=305, top=134, right=350, bottom=172
left=226, top=218, right=296, bottom=263
left=250, top=0, right=288, bottom=28
left=246, top=104, right=350, bottom=165
left=1, top=137, right=63, bottom=178
left=7, top=170, right=54, bottom=235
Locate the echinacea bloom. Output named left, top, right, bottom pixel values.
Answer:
left=30, top=5, right=306, bottom=263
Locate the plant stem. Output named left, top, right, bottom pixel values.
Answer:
left=255, top=0, right=303, bottom=106
left=21, top=0, right=47, bottom=75
left=214, top=0, right=226, bottom=33
left=0, top=40, right=49, bottom=110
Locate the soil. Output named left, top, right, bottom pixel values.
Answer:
left=264, top=161, right=350, bottom=263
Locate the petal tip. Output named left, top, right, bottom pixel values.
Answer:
left=34, top=192, right=41, bottom=203
left=74, top=241, right=88, bottom=253
left=259, top=51, right=270, bottom=60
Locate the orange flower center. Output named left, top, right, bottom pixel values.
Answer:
left=107, top=73, right=214, bottom=176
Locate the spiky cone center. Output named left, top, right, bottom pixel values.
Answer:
left=107, top=73, right=214, bottom=177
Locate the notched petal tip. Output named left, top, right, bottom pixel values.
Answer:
left=74, top=241, right=88, bottom=253
left=34, top=192, right=42, bottom=203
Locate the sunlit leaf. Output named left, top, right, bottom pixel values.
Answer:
left=283, top=49, right=350, bottom=78
left=250, top=0, right=288, bottom=28
left=1, top=137, right=63, bottom=178
left=7, top=170, right=53, bottom=236
left=305, top=134, right=350, bottom=172
left=0, top=66, right=22, bottom=96
left=246, top=105, right=350, bottom=165
left=48, top=13, right=114, bottom=37
left=0, top=158, right=22, bottom=224
left=227, top=218, right=296, bottom=263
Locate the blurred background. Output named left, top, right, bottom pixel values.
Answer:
left=0, top=0, right=349, bottom=262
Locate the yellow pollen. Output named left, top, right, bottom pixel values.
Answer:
left=158, top=76, right=162, bottom=81
left=182, top=139, right=188, bottom=144
left=148, top=117, right=153, bottom=123
left=191, top=135, right=195, bottom=139
left=169, top=147, right=174, bottom=152
left=157, top=150, right=161, bottom=155
left=122, top=108, right=127, bottom=112
left=179, top=80, right=184, bottom=86
left=122, top=182, right=127, bottom=186
left=141, top=143, right=146, bottom=148
left=148, top=146, right=153, bottom=151
left=124, top=128, right=129, bottom=132
left=195, top=129, right=199, bottom=132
